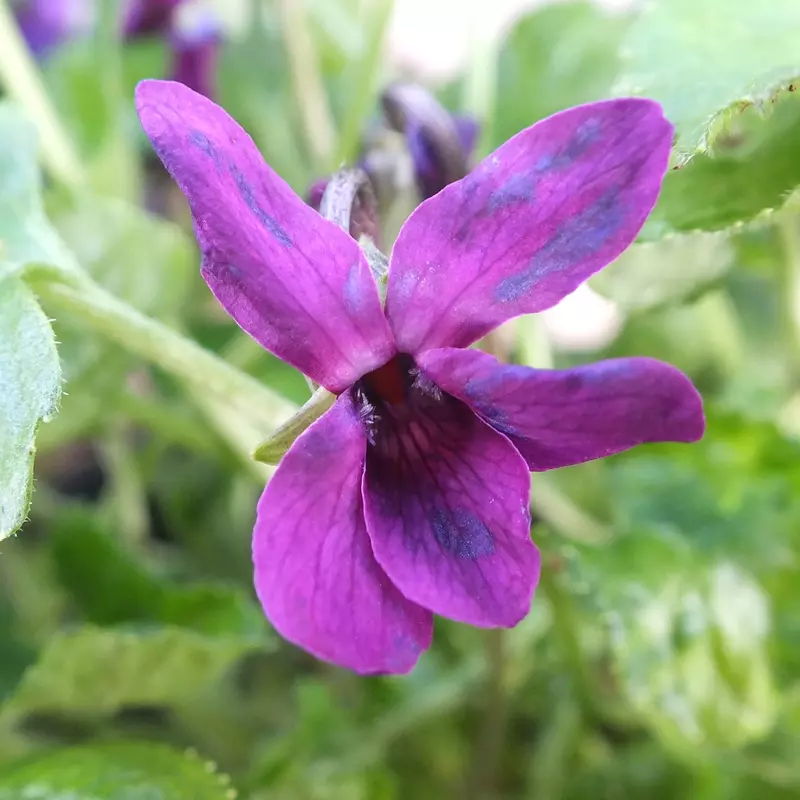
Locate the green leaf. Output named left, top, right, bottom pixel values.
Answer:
left=0, top=742, right=235, bottom=799
left=0, top=103, right=78, bottom=283
left=50, top=193, right=194, bottom=320
left=0, top=278, right=61, bottom=539
left=592, top=231, right=734, bottom=312
left=51, top=511, right=269, bottom=639
left=38, top=193, right=196, bottom=445
left=644, top=96, right=800, bottom=237
left=492, top=2, right=628, bottom=149
left=578, top=530, right=778, bottom=757
left=0, top=626, right=257, bottom=725
left=615, top=0, right=800, bottom=157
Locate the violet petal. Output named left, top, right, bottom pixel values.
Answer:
left=385, top=98, right=673, bottom=354
left=254, top=393, right=433, bottom=674
left=418, top=347, right=705, bottom=471
left=362, top=387, right=539, bottom=627
left=135, top=80, right=396, bottom=393
left=453, top=114, right=480, bottom=158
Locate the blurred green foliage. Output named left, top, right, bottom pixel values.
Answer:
left=1, top=0, right=800, bottom=797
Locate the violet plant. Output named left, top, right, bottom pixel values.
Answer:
left=135, top=80, right=703, bottom=673
left=0, top=0, right=797, bottom=795
left=14, top=0, right=220, bottom=97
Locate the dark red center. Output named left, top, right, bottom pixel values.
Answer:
left=362, top=356, right=407, bottom=405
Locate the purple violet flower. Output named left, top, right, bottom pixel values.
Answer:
left=125, top=0, right=220, bottom=99
left=135, top=80, right=705, bottom=675
left=14, top=0, right=94, bottom=57
left=122, top=0, right=183, bottom=38
left=16, top=0, right=218, bottom=99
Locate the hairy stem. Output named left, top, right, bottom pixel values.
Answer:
left=31, top=278, right=297, bottom=435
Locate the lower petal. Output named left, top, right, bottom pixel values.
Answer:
left=362, top=388, right=539, bottom=627
left=254, top=393, right=432, bottom=674
left=418, top=348, right=705, bottom=471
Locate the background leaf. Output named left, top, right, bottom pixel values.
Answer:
left=0, top=741, right=235, bottom=799
left=0, top=104, right=78, bottom=282
left=491, top=1, right=629, bottom=150
left=0, top=279, right=61, bottom=539
left=615, top=0, right=800, bottom=157
left=592, top=231, right=734, bottom=312
left=0, top=626, right=260, bottom=726
left=644, top=96, right=800, bottom=238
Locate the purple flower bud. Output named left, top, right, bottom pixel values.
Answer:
left=166, top=9, right=221, bottom=100
left=307, top=170, right=382, bottom=248
left=123, top=0, right=183, bottom=38
left=381, top=83, right=480, bottom=199
left=15, top=0, right=93, bottom=57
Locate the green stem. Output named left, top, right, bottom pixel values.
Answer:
left=0, top=0, right=85, bottom=188
left=530, top=476, right=611, bottom=546
left=527, top=695, right=582, bottom=800
left=538, top=560, right=595, bottom=714
left=466, top=629, right=508, bottom=800
left=100, top=422, right=150, bottom=547
left=276, top=0, right=337, bottom=171
left=116, top=392, right=224, bottom=458
left=777, top=213, right=800, bottom=380
left=334, top=0, right=395, bottom=167
left=253, top=387, right=335, bottom=465
left=31, top=278, right=297, bottom=435
left=537, top=547, right=632, bottom=729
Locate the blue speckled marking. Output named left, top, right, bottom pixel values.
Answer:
left=189, top=129, right=220, bottom=165
left=228, top=163, right=293, bottom=247
left=535, top=117, right=602, bottom=173
left=432, top=508, right=495, bottom=559
left=488, top=171, right=536, bottom=212
left=464, top=368, right=510, bottom=400
left=454, top=175, right=484, bottom=242
left=494, top=189, right=622, bottom=304
left=343, top=262, right=366, bottom=311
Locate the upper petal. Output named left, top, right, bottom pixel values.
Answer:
left=418, top=348, right=705, bottom=471
left=362, top=386, right=539, bottom=627
left=385, top=98, right=673, bottom=354
left=135, top=80, right=396, bottom=392
left=254, top=393, right=432, bottom=674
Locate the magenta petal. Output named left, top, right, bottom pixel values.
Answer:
left=385, top=99, right=673, bottom=354
left=135, top=80, right=396, bottom=392
left=418, top=348, right=705, bottom=471
left=254, top=393, right=432, bottom=674
left=362, top=390, right=539, bottom=627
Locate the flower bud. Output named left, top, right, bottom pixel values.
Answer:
left=307, top=169, right=382, bottom=249
left=123, top=0, right=182, bottom=38
left=167, top=7, right=221, bottom=99
left=15, top=0, right=93, bottom=57
left=381, top=83, right=479, bottom=199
